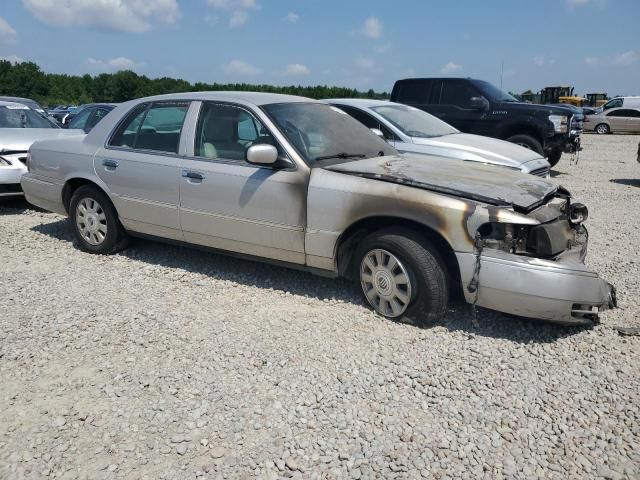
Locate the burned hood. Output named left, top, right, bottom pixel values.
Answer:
left=324, top=154, right=558, bottom=210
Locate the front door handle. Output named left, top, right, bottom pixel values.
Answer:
left=182, top=170, right=205, bottom=183
left=102, top=159, right=118, bottom=171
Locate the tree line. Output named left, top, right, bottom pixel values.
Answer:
left=0, top=61, right=389, bottom=107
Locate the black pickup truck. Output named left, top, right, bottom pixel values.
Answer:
left=390, top=78, right=582, bottom=167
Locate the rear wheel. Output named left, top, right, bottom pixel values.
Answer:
left=595, top=123, right=610, bottom=135
left=354, top=228, right=449, bottom=326
left=506, top=134, right=544, bottom=156
left=69, top=185, right=128, bottom=254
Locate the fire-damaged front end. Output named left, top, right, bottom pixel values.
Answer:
left=321, top=154, right=615, bottom=325
left=462, top=188, right=616, bottom=325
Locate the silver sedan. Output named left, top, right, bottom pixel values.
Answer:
left=22, top=92, right=614, bottom=325
left=326, top=98, right=551, bottom=177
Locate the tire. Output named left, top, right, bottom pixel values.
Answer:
left=595, top=123, right=610, bottom=135
left=354, top=228, right=449, bottom=326
left=547, top=147, right=562, bottom=168
left=69, top=185, right=128, bottom=254
left=506, top=134, right=544, bottom=156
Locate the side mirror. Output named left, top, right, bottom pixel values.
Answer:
left=469, top=96, right=489, bottom=111
left=246, top=144, right=278, bottom=166
left=370, top=128, right=385, bottom=139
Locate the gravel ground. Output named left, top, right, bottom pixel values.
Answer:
left=1, top=134, right=639, bottom=480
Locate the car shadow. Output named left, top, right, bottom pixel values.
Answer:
left=0, top=198, right=38, bottom=215
left=550, top=171, right=567, bottom=178
left=31, top=218, right=585, bottom=344
left=610, top=178, right=640, bottom=188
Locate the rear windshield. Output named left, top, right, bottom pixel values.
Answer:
left=0, top=106, right=57, bottom=128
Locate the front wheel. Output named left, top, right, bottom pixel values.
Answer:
left=506, top=134, right=544, bottom=156
left=547, top=147, right=563, bottom=168
left=354, top=229, right=449, bottom=326
left=69, top=185, right=128, bottom=254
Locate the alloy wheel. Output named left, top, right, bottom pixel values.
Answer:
left=360, top=248, right=412, bottom=318
left=76, top=197, right=108, bottom=246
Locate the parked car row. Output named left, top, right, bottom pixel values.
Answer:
left=16, top=91, right=616, bottom=328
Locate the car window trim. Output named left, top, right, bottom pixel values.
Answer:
left=189, top=100, right=294, bottom=170
left=105, top=100, right=191, bottom=156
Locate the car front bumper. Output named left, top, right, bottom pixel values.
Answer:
left=0, top=159, right=27, bottom=197
left=456, top=244, right=616, bottom=325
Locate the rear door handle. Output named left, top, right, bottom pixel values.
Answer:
left=102, top=159, right=118, bottom=170
left=182, top=170, right=205, bottom=182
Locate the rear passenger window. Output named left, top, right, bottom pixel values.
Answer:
left=396, top=82, right=430, bottom=104
left=109, top=102, right=189, bottom=153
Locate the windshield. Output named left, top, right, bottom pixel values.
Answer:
left=262, top=103, right=396, bottom=165
left=0, top=106, right=57, bottom=129
left=371, top=104, right=458, bottom=138
left=471, top=80, right=518, bottom=103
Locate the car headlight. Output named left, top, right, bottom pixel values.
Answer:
left=0, top=156, right=11, bottom=166
left=548, top=114, right=568, bottom=133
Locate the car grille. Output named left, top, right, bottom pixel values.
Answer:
left=530, top=167, right=550, bottom=178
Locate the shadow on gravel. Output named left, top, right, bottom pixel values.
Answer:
left=0, top=198, right=37, bottom=215
left=610, top=178, right=640, bottom=188
left=550, top=171, right=567, bottom=178
left=31, top=218, right=586, bottom=343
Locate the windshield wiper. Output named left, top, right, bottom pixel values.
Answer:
left=314, top=152, right=366, bottom=161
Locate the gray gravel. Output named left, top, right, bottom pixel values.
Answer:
left=1, top=134, right=639, bottom=480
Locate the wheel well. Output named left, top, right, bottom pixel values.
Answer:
left=62, top=178, right=103, bottom=214
left=500, top=125, right=544, bottom=146
left=336, top=217, right=461, bottom=294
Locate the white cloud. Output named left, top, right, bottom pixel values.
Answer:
left=355, top=57, right=375, bottom=70
left=0, top=16, right=17, bottom=43
left=503, top=67, right=516, bottom=78
left=222, top=59, right=261, bottom=76
left=286, top=12, right=299, bottom=23
left=533, top=55, right=545, bottom=67
left=440, top=61, right=462, bottom=74
left=612, top=50, right=637, bottom=66
left=567, top=0, right=590, bottom=5
left=585, top=56, right=599, bottom=65
left=22, top=0, right=179, bottom=33
left=207, top=0, right=257, bottom=28
left=88, top=56, right=142, bottom=71
left=0, top=55, right=23, bottom=63
left=361, top=16, right=382, bottom=38
left=374, top=43, right=392, bottom=54
left=283, top=63, right=310, bottom=76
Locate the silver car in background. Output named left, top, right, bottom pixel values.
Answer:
left=22, top=92, right=614, bottom=326
left=584, top=107, right=640, bottom=134
left=326, top=99, right=551, bottom=177
left=0, top=101, right=81, bottom=197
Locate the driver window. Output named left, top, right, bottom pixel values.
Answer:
left=195, top=103, right=277, bottom=161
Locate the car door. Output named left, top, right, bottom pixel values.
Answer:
left=94, top=101, right=190, bottom=240
left=624, top=109, right=640, bottom=133
left=432, top=80, right=485, bottom=135
left=179, top=101, right=307, bottom=264
left=605, top=109, right=628, bottom=132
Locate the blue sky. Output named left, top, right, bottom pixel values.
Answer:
left=0, top=0, right=638, bottom=95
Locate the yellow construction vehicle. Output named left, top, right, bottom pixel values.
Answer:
left=586, top=93, right=608, bottom=107
left=540, top=86, right=585, bottom=106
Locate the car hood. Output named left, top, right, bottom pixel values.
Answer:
left=495, top=101, right=575, bottom=116
left=325, top=154, right=558, bottom=210
left=410, top=133, right=543, bottom=168
left=0, top=128, right=83, bottom=152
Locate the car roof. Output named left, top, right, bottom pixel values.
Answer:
left=132, top=91, right=315, bottom=106
left=323, top=98, right=393, bottom=108
left=604, top=107, right=640, bottom=112
left=0, top=100, right=31, bottom=108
